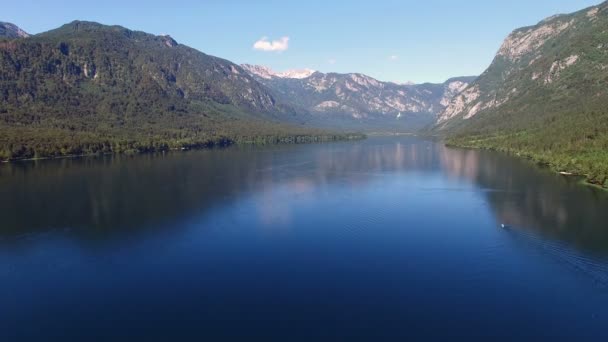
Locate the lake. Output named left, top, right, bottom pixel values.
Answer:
left=1, top=136, right=608, bottom=340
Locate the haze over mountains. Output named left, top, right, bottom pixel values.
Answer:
left=241, top=64, right=475, bottom=131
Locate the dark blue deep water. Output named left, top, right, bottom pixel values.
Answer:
left=1, top=136, right=608, bottom=340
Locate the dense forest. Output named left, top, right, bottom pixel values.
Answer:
left=0, top=118, right=364, bottom=161
left=0, top=21, right=362, bottom=161
left=439, top=3, right=608, bottom=188
left=447, top=103, right=608, bottom=188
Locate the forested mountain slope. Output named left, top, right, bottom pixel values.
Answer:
left=0, top=21, right=347, bottom=160
left=436, top=1, right=608, bottom=186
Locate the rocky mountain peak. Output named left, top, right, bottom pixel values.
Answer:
left=0, top=22, right=29, bottom=39
left=275, top=68, right=316, bottom=79
left=497, top=18, right=573, bottom=61
left=436, top=1, right=608, bottom=129
left=240, top=64, right=316, bottom=80
left=160, top=35, right=178, bottom=47
left=241, top=64, right=475, bottom=130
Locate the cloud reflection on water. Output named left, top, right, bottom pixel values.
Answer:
left=1, top=137, right=607, bottom=257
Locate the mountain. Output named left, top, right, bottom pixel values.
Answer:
left=241, top=64, right=316, bottom=80
left=0, top=21, right=354, bottom=161
left=436, top=1, right=608, bottom=186
left=241, top=64, right=475, bottom=131
left=275, top=69, right=316, bottom=79
left=0, top=22, right=29, bottom=39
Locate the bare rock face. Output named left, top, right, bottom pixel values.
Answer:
left=240, top=64, right=277, bottom=79
left=0, top=22, right=29, bottom=39
left=497, top=20, right=572, bottom=61
left=435, top=2, right=608, bottom=129
left=160, top=35, right=178, bottom=47
left=242, top=63, right=475, bottom=130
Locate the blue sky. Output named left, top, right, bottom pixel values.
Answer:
left=3, top=0, right=601, bottom=83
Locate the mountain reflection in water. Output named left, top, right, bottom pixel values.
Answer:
left=438, top=145, right=608, bottom=257
left=2, top=137, right=606, bottom=255
left=2, top=137, right=608, bottom=340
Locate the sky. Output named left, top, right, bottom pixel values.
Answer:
left=3, top=0, right=602, bottom=83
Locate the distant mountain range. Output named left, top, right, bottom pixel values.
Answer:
left=3, top=2, right=606, bottom=184
left=241, top=64, right=475, bottom=131
left=0, top=19, right=474, bottom=161
left=436, top=1, right=608, bottom=186
left=0, top=21, right=357, bottom=160
left=240, top=64, right=316, bottom=80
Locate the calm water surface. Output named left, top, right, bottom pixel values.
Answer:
left=1, top=136, right=608, bottom=340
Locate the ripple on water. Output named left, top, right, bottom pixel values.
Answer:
left=505, top=226, right=608, bottom=289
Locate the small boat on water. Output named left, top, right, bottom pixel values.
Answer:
left=501, top=224, right=510, bottom=229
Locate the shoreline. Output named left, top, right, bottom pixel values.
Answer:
left=0, top=133, right=366, bottom=164
left=444, top=141, right=608, bottom=191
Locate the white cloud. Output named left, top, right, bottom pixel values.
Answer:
left=388, top=55, right=399, bottom=61
left=253, top=36, right=290, bottom=52
left=328, top=58, right=336, bottom=65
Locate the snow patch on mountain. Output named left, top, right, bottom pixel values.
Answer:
left=240, top=64, right=315, bottom=79
left=276, top=69, right=316, bottom=79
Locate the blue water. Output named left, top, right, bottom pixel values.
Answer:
left=1, top=136, right=608, bottom=340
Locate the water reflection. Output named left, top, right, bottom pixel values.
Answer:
left=438, top=145, right=608, bottom=256
left=0, top=139, right=436, bottom=240
left=1, top=137, right=608, bottom=258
